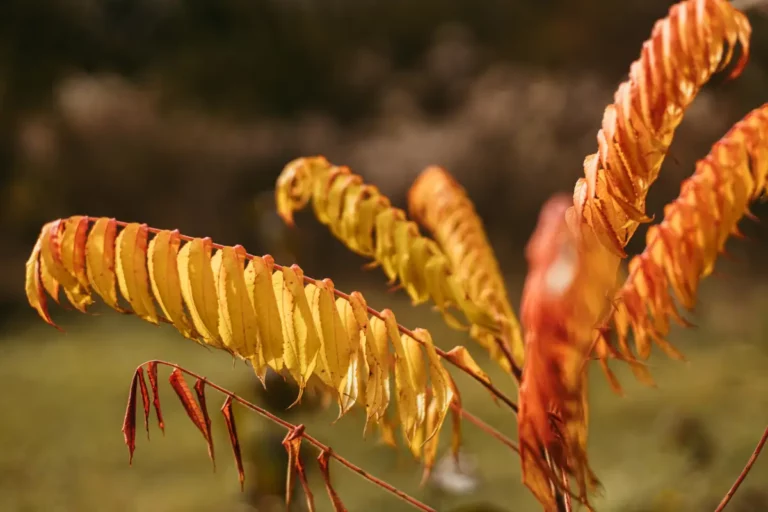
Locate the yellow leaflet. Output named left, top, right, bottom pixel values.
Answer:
left=280, top=266, right=321, bottom=394
left=115, top=223, right=158, bottom=324
left=59, top=216, right=92, bottom=308
left=420, top=396, right=444, bottom=482
left=352, top=293, right=390, bottom=427
left=147, top=230, right=195, bottom=339
left=393, top=222, right=422, bottom=300
left=245, top=255, right=284, bottom=372
left=40, top=220, right=89, bottom=312
left=318, top=280, right=353, bottom=402
left=85, top=217, right=121, bottom=310
left=336, top=297, right=362, bottom=417
left=353, top=186, right=386, bottom=254
left=403, top=332, right=428, bottom=443
left=326, top=173, right=354, bottom=242
left=445, top=346, right=492, bottom=386
left=380, top=309, right=424, bottom=442
left=212, top=245, right=261, bottom=362
left=25, top=239, right=52, bottom=325
left=412, top=329, right=452, bottom=443
left=177, top=237, right=223, bottom=348
left=374, top=209, right=404, bottom=282
left=39, top=252, right=60, bottom=303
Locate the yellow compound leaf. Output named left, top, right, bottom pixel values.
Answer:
left=281, top=265, right=321, bottom=397
left=275, top=156, right=518, bottom=376
left=178, top=237, right=224, bottom=348
left=148, top=230, right=195, bottom=339
left=26, top=216, right=459, bottom=467
left=115, top=223, right=158, bottom=324
left=408, top=166, right=524, bottom=371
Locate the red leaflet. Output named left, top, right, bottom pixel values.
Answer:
left=220, top=396, right=244, bottom=491
left=122, top=371, right=139, bottom=465
left=194, top=379, right=215, bottom=470
left=147, top=361, right=164, bottom=433
left=168, top=368, right=213, bottom=464
left=136, top=367, right=150, bottom=440
left=283, top=425, right=315, bottom=512
left=318, top=450, right=348, bottom=512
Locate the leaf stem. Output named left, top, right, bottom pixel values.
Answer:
left=714, top=424, right=768, bottom=512
left=144, top=360, right=437, bottom=512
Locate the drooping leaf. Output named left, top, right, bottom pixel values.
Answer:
left=137, top=367, right=151, bottom=440
left=518, top=195, right=611, bottom=509
left=122, top=370, right=139, bottom=465
left=194, top=379, right=215, bottom=470
left=283, top=425, right=315, bottom=512
left=177, top=237, right=224, bottom=348
left=221, top=396, right=245, bottom=491
left=318, top=450, right=348, bottom=512
left=147, top=361, right=164, bottom=433
left=148, top=229, right=195, bottom=338
left=85, top=217, right=122, bottom=311
left=168, top=369, right=214, bottom=465
left=115, top=223, right=158, bottom=324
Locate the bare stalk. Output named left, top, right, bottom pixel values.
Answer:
left=714, top=424, right=768, bottom=512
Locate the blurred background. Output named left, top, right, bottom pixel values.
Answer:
left=1, top=0, right=768, bottom=510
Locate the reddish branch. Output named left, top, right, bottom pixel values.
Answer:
left=143, top=360, right=436, bottom=512
left=714, top=424, right=768, bottom=512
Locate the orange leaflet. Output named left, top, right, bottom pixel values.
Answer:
left=517, top=195, right=616, bottom=511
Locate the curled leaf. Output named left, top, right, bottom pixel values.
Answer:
left=318, top=450, right=348, bottom=512
left=221, top=396, right=245, bottom=491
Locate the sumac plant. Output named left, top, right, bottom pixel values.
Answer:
left=24, top=0, right=768, bottom=510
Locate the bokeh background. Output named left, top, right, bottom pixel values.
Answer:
left=1, top=0, right=768, bottom=511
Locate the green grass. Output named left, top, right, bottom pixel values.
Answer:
left=1, top=281, right=767, bottom=511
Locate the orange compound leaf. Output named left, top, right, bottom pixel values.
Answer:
left=147, top=361, right=165, bottom=433
left=518, top=195, right=616, bottom=510
left=122, top=371, right=139, bottom=465
left=318, top=450, right=349, bottom=512
left=570, top=0, right=751, bottom=262
left=221, top=396, right=245, bottom=491
left=168, top=369, right=214, bottom=466
left=408, top=166, right=524, bottom=373
left=605, top=103, right=768, bottom=369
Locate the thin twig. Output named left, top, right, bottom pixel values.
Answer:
left=714, top=424, right=768, bottom=512
left=109, top=219, right=519, bottom=414
left=450, top=401, right=519, bottom=454
left=145, top=360, right=436, bottom=512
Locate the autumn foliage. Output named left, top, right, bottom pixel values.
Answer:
left=23, top=0, right=768, bottom=510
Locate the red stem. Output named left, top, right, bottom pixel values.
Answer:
left=146, top=360, right=436, bottom=512
left=714, top=424, right=768, bottom=512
